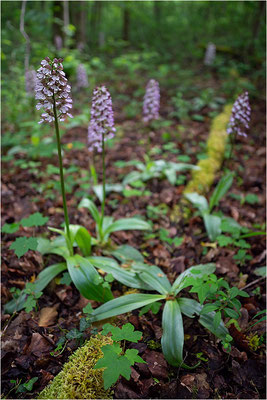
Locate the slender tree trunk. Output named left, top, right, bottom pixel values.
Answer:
left=122, top=4, right=130, bottom=42
left=20, top=0, right=30, bottom=72
left=52, top=1, right=64, bottom=47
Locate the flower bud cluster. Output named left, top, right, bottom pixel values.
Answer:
left=88, top=86, right=116, bottom=152
left=143, top=79, right=160, bottom=122
left=76, top=64, right=89, bottom=89
left=227, top=92, right=251, bottom=137
left=35, top=57, right=73, bottom=124
left=204, top=43, right=216, bottom=66
left=25, top=69, right=37, bottom=96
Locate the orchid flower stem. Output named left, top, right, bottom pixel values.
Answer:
left=226, top=131, right=237, bottom=169
left=100, top=133, right=106, bottom=239
left=53, top=94, right=72, bottom=253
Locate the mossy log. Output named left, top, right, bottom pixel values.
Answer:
left=183, top=103, right=232, bottom=195
left=38, top=334, right=113, bottom=399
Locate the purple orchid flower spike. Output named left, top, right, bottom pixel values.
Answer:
left=88, top=86, right=116, bottom=152
left=143, top=79, right=160, bottom=123
left=227, top=92, right=251, bottom=138
left=35, top=57, right=73, bottom=124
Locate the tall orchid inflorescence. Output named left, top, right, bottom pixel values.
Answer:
left=25, top=69, right=37, bottom=96
left=88, top=86, right=116, bottom=152
left=76, top=64, right=89, bottom=89
left=227, top=92, right=251, bottom=137
left=143, top=79, right=160, bottom=122
left=35, top=57, right=73, bottom=250
left=204, top=43, right=216, bottom=66
left=35, top=57, right=73, bottom=124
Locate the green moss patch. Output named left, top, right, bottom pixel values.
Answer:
left=184, top=104, right=232, bottom=195
left=38, top=334, right=113, bottom=399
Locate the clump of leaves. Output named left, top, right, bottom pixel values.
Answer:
left=94, top=323, right=146, bottom=389
left=2, top=212, right=49, bottom=258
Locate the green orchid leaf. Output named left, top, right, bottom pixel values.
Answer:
left=111, top=245, right=144, bottom=263
left=87, top=256, right=151, bottom=290
left=209, top=173, right=234, bottom=212
left=34, top=262, right=67, bottom=292
left=103, top=218, right=152, bottom=236
left=185, top=192, right=209, bottom=212
left=75, top=226, right=91, bottom=256
left=4, top=263, right=67, bottom=314
left=172, top=263, right=216, bottom=295
left=177, top=297, right=202, bottom=317
left=88, top=293, right=165, bottom=323
left=67, top=255, right=113, bottom=303
left=78, top=198, right=101, bottom=225
left=161, top=300, right=200, bottom=369
left=93, top=184, right=124, bottom=203
left=132, top=262, right=172, bottom=294
left=203, top=213, right=222, bottom=241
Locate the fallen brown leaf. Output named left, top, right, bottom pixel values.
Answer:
left=38, top=305, right=59, bottom=327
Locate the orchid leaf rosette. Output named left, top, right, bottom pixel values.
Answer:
left=79, top=86, right=152, bottom=246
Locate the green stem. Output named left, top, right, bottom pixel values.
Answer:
left=226, top=131, right=237, bottom=170
left=52, top=94, right=73, bottom=255
left=100, top=133, right=106, bottom=238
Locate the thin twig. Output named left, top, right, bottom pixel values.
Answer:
left=242, top=276, right=266, bottom=290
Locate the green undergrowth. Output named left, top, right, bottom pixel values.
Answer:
left=38, top=334, right=113, bottom=399
left=184, top=103, right=232, bottom=195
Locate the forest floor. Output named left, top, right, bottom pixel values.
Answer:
left=1, top=72, right=266, bottom=399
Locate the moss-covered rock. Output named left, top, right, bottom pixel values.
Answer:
left=38, top=334, right=113, bottom=399
left=183, top=104, right=232, bottom=195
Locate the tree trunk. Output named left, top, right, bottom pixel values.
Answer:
left=122, top=4, right=130, bottom=42
left=52, top=1, right=64, bottom=46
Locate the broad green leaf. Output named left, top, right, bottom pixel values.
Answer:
left=178, top=298, right=229, bottom=341
left=124, top=348, right=146, bottom=364
left=123, top=171, right=142, bottom=186
left=164, top=168, right=177, bottom=185
left=94, top=344, right=132, bottom=389
left=184, top=192, right=209, bottom=212
left=199, top=311, right=228, bottom=340
left=172, top=263, right=216, bottom=295
left=213, top=311, right=222, bottom=329
left=168, top=162, right=199, bottom=172
left=209, top=173, right=234, bottom=212
left=161, top=300, right=199, bottom=368
left=21, top=212, right=49, bottom=227
left=200, top=303, right=219, bottom=314
left=93, top=184, right=124, bottom=202
left=177, top=297, right=202, bottom=317
left=4, top=293, right=27, bottom=314
left=203, top=213, right=222, bottom=241
left=103, top=218, right=152, bottom=236
left=132, top=262, right=172, bottom=294
left=67, top=255, right=113, bottom=303
left=217, top=235, right=234, bottom=247
left=10, top=237, right=38, bottom=258
left=111, top=245, right=144, bottom=263
left=254, top=266, right=266, bottom=277
left=34, top=262, right=67, bottom=292
left=88, top=293, right=165, bottom=323
left=87, top=256, right=151, bottom=290
left=75, top=226, right=91, bottom=256
left=4, top=263, right=67, bottom=314
left=2, top=223, right=20, bottom=234
left=78, top=198, right=101, bottom=225
left=101, top=322, right=142, bottom=342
